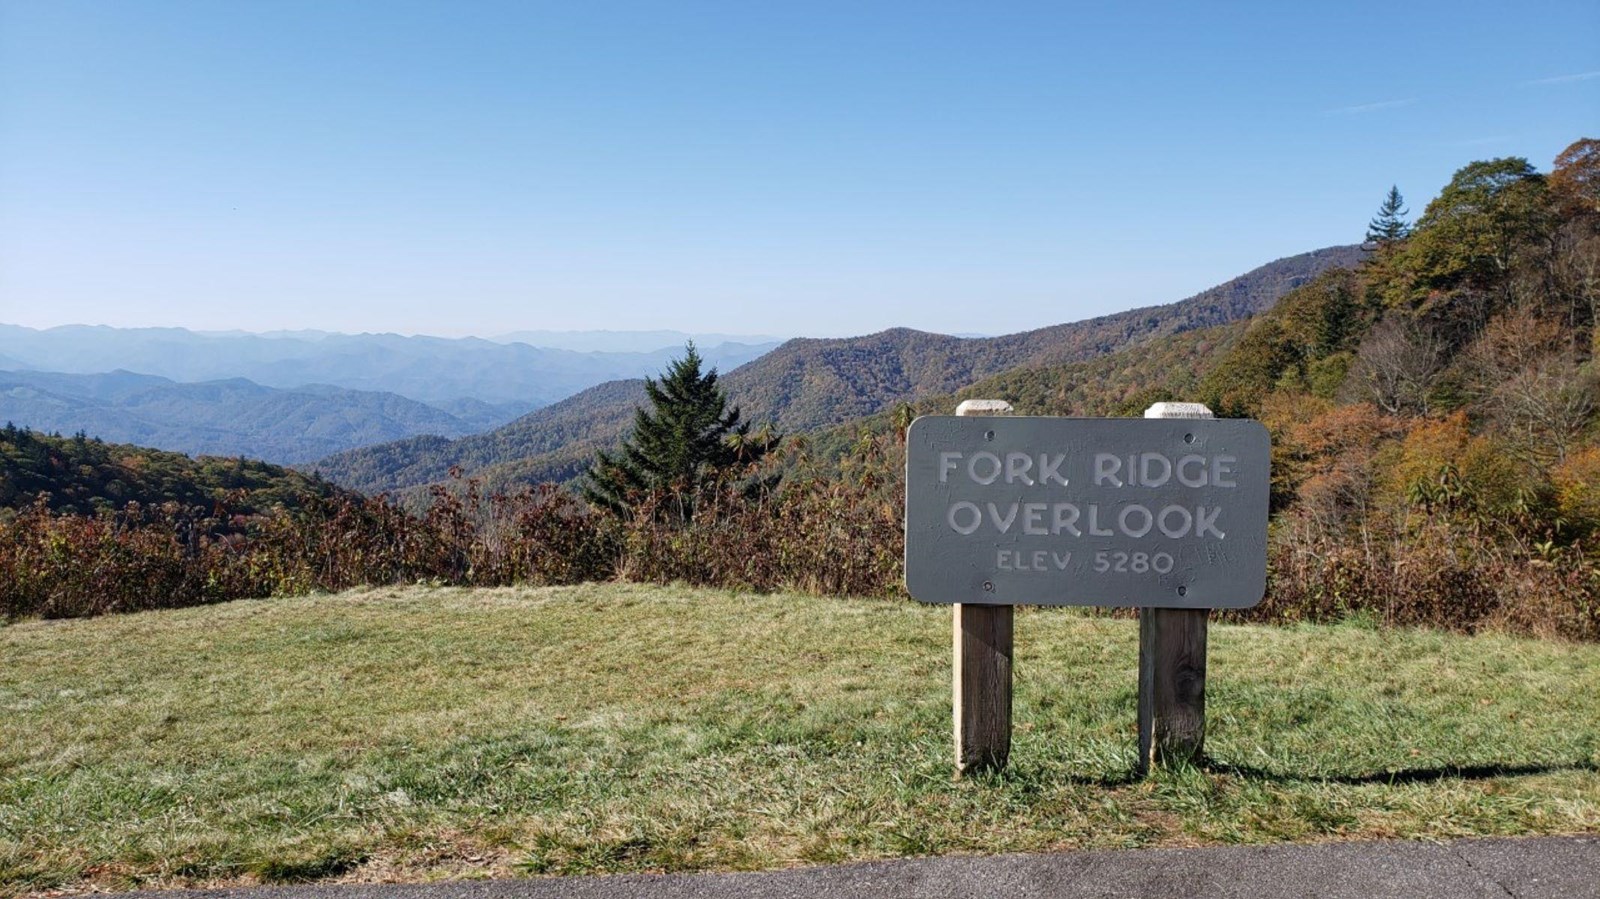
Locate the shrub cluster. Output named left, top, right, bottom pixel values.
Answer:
left=0, top=484, right=617, bottom=621
left=1253, top=514, right=1598, bottom=640
left=0, top=436, right=909, bottom=622
left=613, top=441, right=903, bottom=596
left=6, top=423, right=1598, bottom=641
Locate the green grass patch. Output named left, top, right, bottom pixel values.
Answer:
left=1, top=584, right=1597, bottom=894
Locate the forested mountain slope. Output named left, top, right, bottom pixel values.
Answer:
left=313, top=245, right=1362, bottom=494
left=0, top=425, right=346, bottom=516
left=736, top=244, right=1362, bottom=430
left=0, top=370, right=530, bottom=463
left=802, top=319, right=1251, bottom=466
left=309, top=379, right=647, bottom=495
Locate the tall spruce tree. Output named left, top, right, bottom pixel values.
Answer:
left=581, top=343, right=773, bottom=519
left=1366, top=185, right=1412, bottom=244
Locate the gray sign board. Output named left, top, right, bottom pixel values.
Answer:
left=904, top=416, right=1270, bottom=609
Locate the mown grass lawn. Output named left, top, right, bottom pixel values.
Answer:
left=1, top=584, right=1597, bottom=895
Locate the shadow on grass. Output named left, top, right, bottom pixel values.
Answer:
left=1204, top=758, right=1600, bottom=786
left=950, top=755, right=1596, bottom=790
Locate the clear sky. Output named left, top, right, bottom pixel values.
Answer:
left=2, top=1, right=1596, bottom=340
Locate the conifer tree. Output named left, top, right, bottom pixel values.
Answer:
left=581, top=343, right=774, bottom=519
left=1366, top=185, right=1411, bottom=244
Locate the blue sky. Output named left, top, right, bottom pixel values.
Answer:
left=1, top=1, right=1596, bottom=339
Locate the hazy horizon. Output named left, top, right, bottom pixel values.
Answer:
left=0, top=321, right=789, bottom=345
left=0, top=238, right=1354, bottom=344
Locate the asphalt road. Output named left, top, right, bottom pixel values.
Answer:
left=127, top=836, right=1599, bottom=899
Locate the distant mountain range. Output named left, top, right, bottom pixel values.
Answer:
left=310, top=245, right=1366, bottom=495
left=0, top=326, right=780, bottom=407
left=489, top=329, right=785, bottom=353
left=0, top=369, right=535, bottom=464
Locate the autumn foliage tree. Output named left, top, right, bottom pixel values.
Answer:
left=1550, top=138, right=1600, bottom=215
left=1404, top=157, right=1550, bottom=298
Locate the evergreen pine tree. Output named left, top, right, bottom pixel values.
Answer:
left=581, top=343, right=775, bottom=519
left=1366, top=185, right=1411, bottom=244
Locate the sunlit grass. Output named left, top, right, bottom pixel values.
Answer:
left=1, top=584, right=1596, bottom=895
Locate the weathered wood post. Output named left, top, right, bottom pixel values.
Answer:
left=953, top=398, right=1014, bottom=775
left=1138, top=401, right=1214, bottom=773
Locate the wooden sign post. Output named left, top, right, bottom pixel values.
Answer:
left=1137, top=402, right=1215, bottom=773
left=904, top=401, right=1267, bottom=779
left=952, top=399, right=1015, bottom=776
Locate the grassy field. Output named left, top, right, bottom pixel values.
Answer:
left=1, top=584, right=1597, bottom=896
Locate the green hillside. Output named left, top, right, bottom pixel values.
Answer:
left=0, top=425, right=343, bottom=516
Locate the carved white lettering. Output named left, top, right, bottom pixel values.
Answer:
left=1118, top=504, right=1154, bottom=538
left=994, top=549, right=1076, bottom=572
left=939, top=452, right=961, bottom=483
left=1091, top=451, right=1243, bottom=490
left=948, top=501, right=981, bottom=535
left=987, top=502, right=1018, bottom=533
left=1176, top=454, right=1208, bottom=487
left=1052, top=503, right=1081, bottom=536
left=1158, top=504, right=1193, bottom=538
left=1038, top=453, right=1069, bottom=486
left=1139, top=453, right=1172, bottom=487
left=1212, top=455, right=1238, bottom=488
left=968, top=452, right=1002, bottom=485
left=1023, top=503, right=1048, bottom=535
left=1006, top=452, right=1035, bottom=485
left=948, top=502, right=1228, bottom=539
left=1094, top=453, right=1123, bottom=487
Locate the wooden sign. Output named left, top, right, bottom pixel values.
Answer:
left=905, top=415, right=1270, bottom=609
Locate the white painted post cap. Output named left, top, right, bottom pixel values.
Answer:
left=955, top=399, right=1014, bottom=416
left=1144, top=401, right=1215, bottom=419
